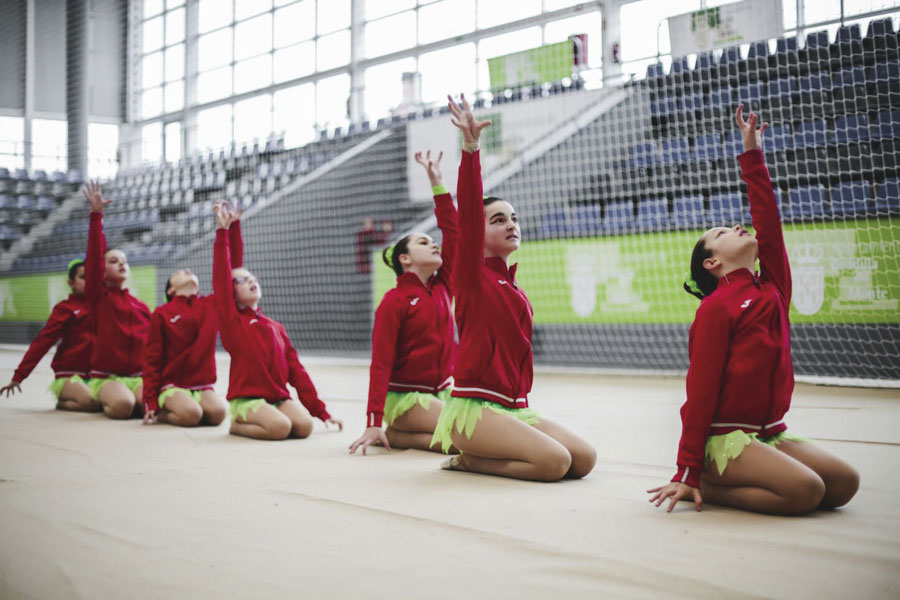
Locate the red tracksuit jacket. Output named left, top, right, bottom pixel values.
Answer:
left=213, top=227, right=331, bottom=421
left=141, top=222, right=244, bottom=412
left=366, top=190, right=458, bottom=427
left=450, top=150, right=534, bottom=408
left=86, top=212, right=151, bottom=378
left=12, top=294, right=93, bottom=383
left=672, top=149, right=794, bottom=488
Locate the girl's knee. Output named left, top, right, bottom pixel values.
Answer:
left=785, top=473, right=827, bottom=515
left=292, top=418, right=314, bottom=439
left=204, top=404, right=228, bottom=426
left=267, top=416, right=293, bottom=440
left=824, top=464, right=860, bottom=509
left=567, top=443, right=598, bottom=479
left=535, top=446, right=573, bottom=482
left=104, top=398, right=134, bottom=419
left=173, top=402, right=204, bottom=427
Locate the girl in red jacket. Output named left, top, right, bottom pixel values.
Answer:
left=83, top=182, right=151, bottom=419
left=431, top=94, right=596, bottom=481
left=140, top=209, right=243, bottom=427
left=349, top=150, right=459, bottom=455
left=212, top=203, right=342, bottom=440
left=648, top=106, right=859, bottom=515
left=1, top=259, right=95, bottom=411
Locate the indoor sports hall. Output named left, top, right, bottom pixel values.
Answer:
left=1, top=1, right=898, bottom=598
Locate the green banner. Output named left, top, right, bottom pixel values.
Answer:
left=0, top=266, right=158, bottom=322
left=488, top=39, right=574, bottom=89
left=374, top=218, right=900, bottom=325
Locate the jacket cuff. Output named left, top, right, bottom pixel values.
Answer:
left=367, top=412, right=384, bottom=428
left=431, top=183, right=448, bottom=196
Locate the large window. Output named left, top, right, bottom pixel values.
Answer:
left=141, top=1, right=186, bottom=121
left=32, top=119, right=67, bottom=173
left=88, top=123, right=119, bottom=179
left=0, top=117, right=24, bottom=170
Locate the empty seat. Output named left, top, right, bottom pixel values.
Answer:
left=833, top=114, right=870, bottom=144
left=871, top=111, right=900, bottom=140
left=708, top=193, right=749, bottom=225
left=769, top=124, right=794, bottom=151
left=785, top=185, right=827, bottom=220
left=629, top=142, right=661, bottom=169
left=635, top=197, right=667, bottom=230
left=539, top=208, right=571, bottom=238
left=875, top=178, right=900, bottom=212
left=571, top=204, right=603, bottom=237
left=693, top=134, right=724, bottom=162
left=795, top=120, right=828, bottom=148
left=661, top=138, right=690, bottom=165
left=602, top=201, right=634, bottom=234
left=830, top=181, right=871, bottom=216
left=672, top=195, right=705, bottom=228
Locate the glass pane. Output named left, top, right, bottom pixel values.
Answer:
left=198, top=0, right=233, bottom=34
left=166, top=0, right=185, bottom=8
left=199, top=29, right=233, bottom=71
left=366, top=0, right=415, bottom=21
left=543, top=0, right=587, bottom=9
left=196, top=66, right=233, bottom=103
left=87, top=123, right=119, bottom=180
left=165, top=44, right=185, bottom=82
left=142, top=51, right=164, bottom=89
left=234, top=94, right=273, bottom=144
left=164, top=80, right=184, bottom=112
left=166, top=7, right=185, bottom=44
left=273, top=41, right=316, bottom=83
left=165, top=122, right=182, bottom=163
left=143, top=16, right=164, bottom=53
left=142, top=122, right=163, bottom=164
left=236, top=0, right=272, bottom=20
left=478, top=0, right=540, bottom=29
left=32, top=119, right=67, bottom=169
left=419, top=0, right=475, bottom=45
left=234, top=54, right=272, bottom=94
left=142, top=87, right=164, bottom=119
left=316, top=73, right=350, bottom=128
left=620, top=0, right=700, bottom=61
left=365, top=11, right=417, bottom=58
left=143, top=0, right=164, bottom=19
left=317, top=30, right=351, bottom=71
left=318, top=0, right=350, bottom=34
left=477, top=27, right=542, bottom=89
left=420, top=43, right=476, bottom=102
left=274, top=1, right=315, bottom=47
left=0, top=117, right=24, bottom=156
left=235, top=13, right=273, bottom=60
left=364, top=57, right=415, bottom=120
left=274, top=0, right=297, bottom=6
left=543, top=13, right=602, bottom=68
left=273, top=83, right=316, bottom=147
left=196, top=104, right=233, bottom=150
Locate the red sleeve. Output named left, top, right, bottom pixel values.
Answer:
left=366, top=293, right=403, bottom=428
left=433, top=191, right=459, bottom=289
left=740, top=149, right=791, bottom=306
left=673, top=298, right=732, bottom=488
left=84, top=212, right=106, bottom=309
left=141, top=310, right=164, bottom=412
left=452, top=150, right=484, bottom=290
left=12, top=303, right=71, bottom=383
left=282, top=327, right=331, bottom=421
left=213, top=229, right=238, bottom=325
left=228, top=220, right=243, bottom=268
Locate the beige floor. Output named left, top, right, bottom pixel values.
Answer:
left=0, top=348, right=898, bottom=600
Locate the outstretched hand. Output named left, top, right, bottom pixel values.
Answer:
left=325, top=417, right=344, bottom=431
left=647, top=481, right=703, bottom=512
left=415, top=150, right=443, bottom=187
left=0, top=381, right=22, bottom=397
left=142, top=409, right=158, bottom=425
left=213, top=201, right=236, bottom=230
left=83, top=180, right=112, bottom=213
left=447, top=93, right=491, bottom=147
left=735, top=104, right=767, bottom=153
left=349, top=426, right=391, bottom=455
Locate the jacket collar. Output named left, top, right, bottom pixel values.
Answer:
left=485, top=257, right=518, bottom=281
left=717, top=267, right=757, bottom=289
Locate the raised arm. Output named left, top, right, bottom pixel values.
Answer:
left=416, top=151, right=459, bottom=286
left=213, top=203, right=239, bottom=324
left=83, top=181, right=112, bottom=307
left=735, top=106, right=791, bottom=304
left=447, top=94, right=491, bottom=290
left=228, top=207, right=244, bottom=268
left=141, top=311, right=165, bottom=420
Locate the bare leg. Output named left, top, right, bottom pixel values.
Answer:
left=774, top=440, right=859, bottom=509
left=97, top=381, right=136, bottom=420
left=386, top=400, right=457, bottom=453
left=56, top=380, right=99, bottom=412
left=229, top=402, right=292, bottom=440
left=700, top=439, right=826, bottom=515
left=448, top=408, right=572, bottom=482
left=199, top=390, right=228, bottom=426
left=160, top=391, right=203, bottom=427
left=277, top=399, right=314, bottom=439
left=532, top=418, right=597, bottom=479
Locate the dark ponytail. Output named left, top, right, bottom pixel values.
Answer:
left=382, top=235, right=412, bottom=277
left=164, top=276, right=174, bottom=302
left=67, top=259, right=84, bottom=281
left=684, top=236, right=719, bottom=300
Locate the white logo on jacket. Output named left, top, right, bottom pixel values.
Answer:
left=498, top=280, right=508, bottom=285
left=169, top=314, right=182, bottom=323
left=73, top=309, right=82, bottom=316
left=740, top=299, right=752, bottom=309
left=249, top=318, right=258, bottom=325
left=410, top=297, right=420, bottom=306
